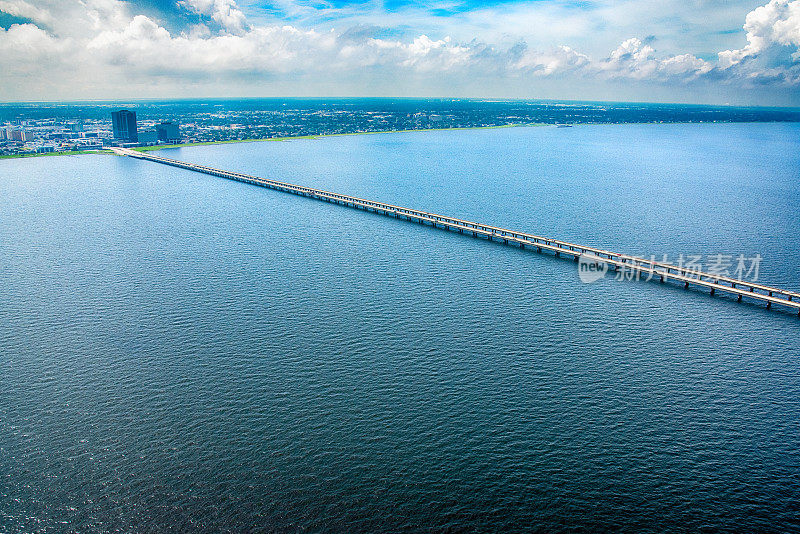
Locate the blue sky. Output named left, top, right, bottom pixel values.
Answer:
left=0, top=0, right=799, bottom=104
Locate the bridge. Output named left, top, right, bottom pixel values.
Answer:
left=111, top=147, right=800, bottom=316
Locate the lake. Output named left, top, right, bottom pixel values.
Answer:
left=1, top=123, right=799, bottom=531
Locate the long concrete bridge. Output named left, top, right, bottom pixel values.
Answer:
left=112, top=147, right=800, bottom=316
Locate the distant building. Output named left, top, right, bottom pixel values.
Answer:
left=36, top=146, right=55, bottom=153
left=10, top=130, right=31, bottom=142
left=78, top=142, right=103, bottom=150
left=137, top=130, right=158, bottom=145
left=111, top=110, right=138, bottom=142
left=156, top=122, right=180, bottom=143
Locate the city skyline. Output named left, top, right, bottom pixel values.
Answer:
left=1, top=0, right=799, bottom=106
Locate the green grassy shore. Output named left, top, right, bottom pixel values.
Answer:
left=0, top=149, right=107, bottom=160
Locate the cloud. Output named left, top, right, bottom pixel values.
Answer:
left=0, top=21, right=61, bottom=58
left=179, top=0, right=248, bottom=34
left=514, top=45, right=590, bottom=76
left=73, top=13, right=712, bottom=82
left=0, top=22, right=69, bottom=91
left=0, top=0, right=53, bottom=25
left=0, top=0, right=799, bottom=102
left=598, top=38, right=712, bottom=81
left=719, top=0, right=800, bottom=67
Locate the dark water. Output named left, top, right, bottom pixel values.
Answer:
left=1, top=124, right=799, bottom=532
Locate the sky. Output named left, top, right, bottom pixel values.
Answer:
left=0, top=0, right=799, bottom=105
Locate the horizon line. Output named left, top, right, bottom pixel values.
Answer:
left=1, top=96, right=800, bottom=111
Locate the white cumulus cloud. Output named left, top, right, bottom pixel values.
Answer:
left=0, top=0, right=798, bottom=101
left=0, top=0, right=54, bottom=25
left=179, top=0, right=248, bottom=35
left=719, top=0, right=800, bottom=67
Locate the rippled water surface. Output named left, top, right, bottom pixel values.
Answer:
left=2, top=124, right=800, bottom=532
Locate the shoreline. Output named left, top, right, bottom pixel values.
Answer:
left=131, top=123, right=527, bottom=153
left=1, top=120, right=794, bottom=159
left=0, top=124, right=524, bottom=160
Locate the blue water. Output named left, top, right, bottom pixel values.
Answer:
left=1, top=123, right=799, bottom=532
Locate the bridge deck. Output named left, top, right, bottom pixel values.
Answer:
left=111, top=147, right=800, bottom=316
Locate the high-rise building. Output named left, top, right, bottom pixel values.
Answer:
left=111, top=110, right=138, bottom=142
left=156, top=122, right=180, bottom=143
left=10, top=130, right=31, bottom=142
